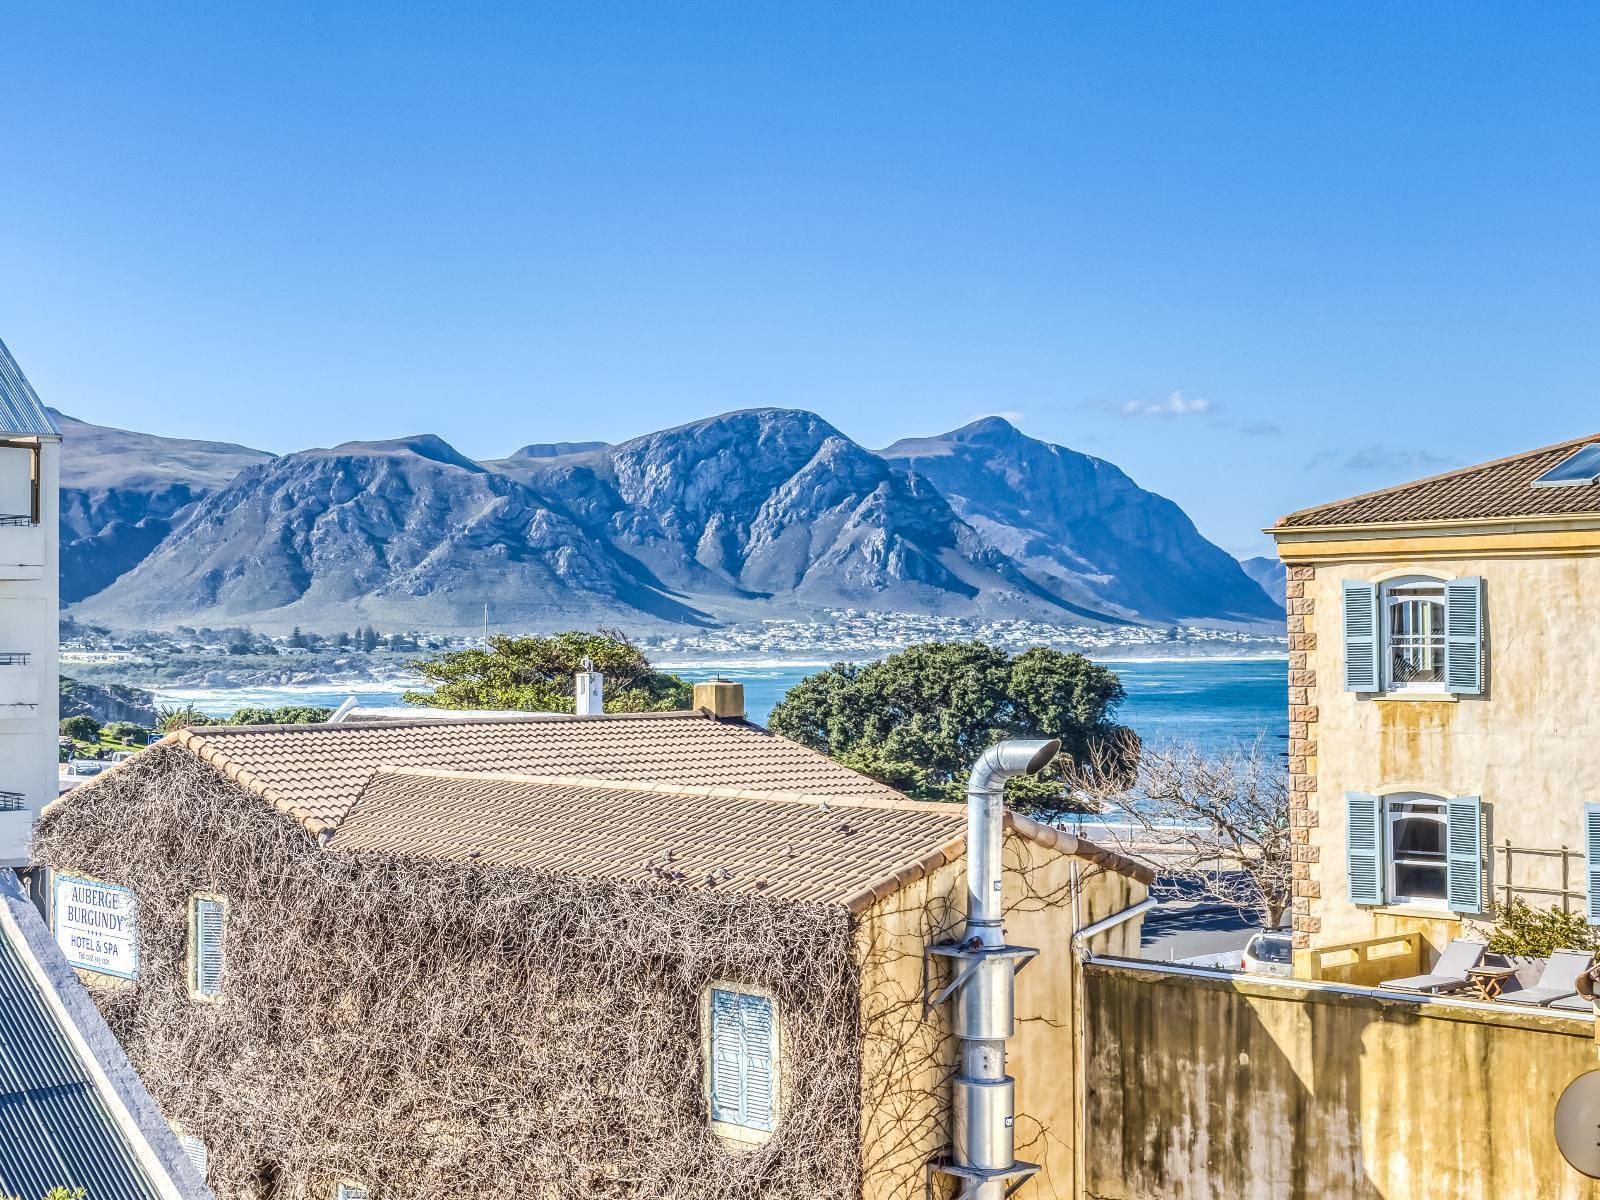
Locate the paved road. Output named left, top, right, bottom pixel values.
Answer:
left=1140, top=899, right=1264, bottom=965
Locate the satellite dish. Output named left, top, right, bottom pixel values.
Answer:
left=1555, top=1071, right=1600, bottom=1178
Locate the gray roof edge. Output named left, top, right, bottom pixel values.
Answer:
left=0, top=337, right=61, bottom=437
left=0, top=870, right=214, bottom=1200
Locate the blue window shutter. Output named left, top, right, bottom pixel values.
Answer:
left=194, top=897, right=225, bottom=998
left=1346, top=792, right=1384, bottom=906
left=1445, top=796, right=1483, bottom=913
left=1445, top=577, right=1485, bottom=695
left=1586, top=805, right=1600, bottom=926
left=708, top=988, right=776, bottom=1131
left=738, top=993, right=775, bottom=1131
left=1342, top=581, right=1380, bottom=691
left=709, top=989, right=744, bottom=1124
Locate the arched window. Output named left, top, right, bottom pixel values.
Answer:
left=1387, top=793, right=1449, bottom=906
left=1383, top=576, right=1447, bottom=690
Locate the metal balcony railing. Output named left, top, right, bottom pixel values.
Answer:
left=0, top=653, right=30, bottom=666
left=0, top=792, right=23, bottom=812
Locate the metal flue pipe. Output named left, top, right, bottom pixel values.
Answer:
left=952, top=737, right=1060, bottom=1198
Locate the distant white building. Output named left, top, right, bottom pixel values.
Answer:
left=0, top=337, right=61, bottom=866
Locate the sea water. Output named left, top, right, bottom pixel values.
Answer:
left=156, top=657, right=1287, bottom=752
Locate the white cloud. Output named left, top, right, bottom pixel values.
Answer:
left=1308, top=445, right=1459, bottom=473
left=1120, top=390, right=1213, bottom=418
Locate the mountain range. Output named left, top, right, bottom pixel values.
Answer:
left=57, top=408, right=1283, bottom=634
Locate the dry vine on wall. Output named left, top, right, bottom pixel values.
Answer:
left=34, top=747, right=866, bottom=1200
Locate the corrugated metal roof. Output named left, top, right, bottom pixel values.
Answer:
left=0, top=927, right=164, bottom=1200
left=0, top=337, right=60, bottom=437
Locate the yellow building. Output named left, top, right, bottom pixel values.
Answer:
left=1271, top=434, right=1600, bottom=959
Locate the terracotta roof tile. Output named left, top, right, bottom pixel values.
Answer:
left=328, top=770, right=972, bottom=910
left=1277, top=434, right=1600, bottom=528
left=172, top=712, right=904, bottom=833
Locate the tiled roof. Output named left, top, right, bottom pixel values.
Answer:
left=0, top=338, right=60, bottom=438
left=1276, top=434, right=1600, bottom=528
left=328, top=770, right=1153, bottom=910
left=330, top=770, right=972, bottom=910
left=170, top=712, right=907, bottom=834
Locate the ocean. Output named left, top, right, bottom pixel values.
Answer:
left=155, top=657, right=1288, bottom=753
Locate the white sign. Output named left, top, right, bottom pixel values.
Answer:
left=53, top=873, right=139, bottom=980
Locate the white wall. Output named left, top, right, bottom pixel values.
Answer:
left=0, top=437, right=60, bottom=865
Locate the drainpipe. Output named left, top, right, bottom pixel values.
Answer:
left=949, top=737, right=1060, bottom=1198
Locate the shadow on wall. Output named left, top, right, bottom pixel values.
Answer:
left=1082, top=962, right=1599, bottom=1200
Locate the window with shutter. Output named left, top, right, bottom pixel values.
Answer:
left=1346, top=792, right=1384, bottom=906
left=1342, top=582, right=1380, bottom=691
left=1586, top=805, right=1600, bottom=927
left=335, top=1183, right=370, bottom=1200
left=191, top=894, right=226, bottom=1000
left=1444, top=577, right=1485, bottom=695
left=1444, top=796, right=1483, bottom=913
left=706, top=986, right=779, bottom=1137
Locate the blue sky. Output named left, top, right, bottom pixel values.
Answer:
left=3, top=4, right=1597, bottom=556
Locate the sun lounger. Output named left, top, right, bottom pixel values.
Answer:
left=1499, top=949, right=1595, bottom=1007
left=1550, top=992, right=1594, bottom=1012
left=1381, top=938, right=1487, bottom=993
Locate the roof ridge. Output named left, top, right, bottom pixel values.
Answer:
left=1274, top=431, right=1600, bottom=528
left=199, top=709, right=716, bottom=734
left=365, top=766, right=965, bottom=813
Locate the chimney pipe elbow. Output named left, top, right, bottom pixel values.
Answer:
left=967, top=738, right=1061, bottom=796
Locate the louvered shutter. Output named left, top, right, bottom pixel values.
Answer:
left=193, top=897, right=225, bottom=998
left=1342, top=582, right=1380, bottom=691
left=709, top=989, right=745, bottom=1124
left=178, top=1133, right=208, bottom=1180
left=1445, top=577, right=1485, bottom=695
left=1346, top=792, right=1384, bottom=906
left=738, top=993, right=776, bottom=1131
left=1445, top=796, right=1483, bottom=913
left=1586, top=805, right=1600, bottom=926
left=336, top=1185, right=370, bottom=1200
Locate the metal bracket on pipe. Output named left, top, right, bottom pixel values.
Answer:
left=921, top=942, right=1039, bottom=1020
left=924, top=1155, right=1040, bottom=1199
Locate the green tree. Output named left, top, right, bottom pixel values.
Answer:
left=767, top=641, right=1131, bottom=813
left=405, top=632, right=691, bottom=714
left=1487, top=898, right=1600, bottom=957
left=101, top=720, right=148, bottom=745
left=287, top=626, right=307, bottom=649
left=59, top=715, right=101, bottom=742
left=5, top=1188, right=87, bottom=1200
left=360, top=626, right=381, bottom=653
left=155, top=705, right=214, bottom=732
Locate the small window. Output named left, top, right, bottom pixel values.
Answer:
left=190, top=894, right=227, bottom=1000
left=705, top=985, right=779, bottom=1140
left=335, top=1183, right=370, bottom=1200
left=1387, top=797, right=1449, bottom=907
left=1383, top=579, right=1446, bottom=691
left=176, top=1131, right=209, bottom=1180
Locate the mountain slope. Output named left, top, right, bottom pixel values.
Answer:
left=500, top=408, right=1120, bottom=625
left=879, top=418, right=1282, bottom=625
left=1240, top=556, right=1288, bottom=606
left=71, top=435, right=713, bottom=631
left=52, top=410, right=274, bottom=602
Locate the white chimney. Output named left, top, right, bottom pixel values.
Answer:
left=575, top=657, right=604, bottom=716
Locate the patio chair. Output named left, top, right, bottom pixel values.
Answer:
left=1499, top=949, right=1595, bottom=1007
left=1380, top=938, right=1487, bottom=993
left=1550, top=992, right=1594, bottom=1012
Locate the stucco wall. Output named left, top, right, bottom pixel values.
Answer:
left=1298, top=551, right=1600, bottom=952
left=1083, top=962, right=1600, bottom=1200
left=856, top=835, right=1145, bottom=1200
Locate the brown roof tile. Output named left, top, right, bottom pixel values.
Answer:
left=1276, top=434, right=1600, bottom=528
left=171, top=712, right=905, bottom=834
left=328, top=770, right=972, bottom=909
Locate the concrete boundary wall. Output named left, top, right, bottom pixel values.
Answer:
left=1082, top=959, right=1600, bottom=1200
